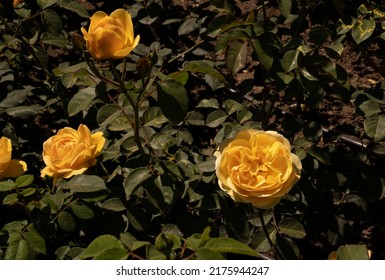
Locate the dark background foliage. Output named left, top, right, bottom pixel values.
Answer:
left=1, top=0, right=385, bottom=260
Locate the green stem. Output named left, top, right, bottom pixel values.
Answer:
left=168, top=40, right=204, bottom=64
left=258, top=209, right=284, bottom=259
left=109, top=61, right=146, bottom=157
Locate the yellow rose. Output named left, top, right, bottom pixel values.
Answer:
left=81, top=9, right=140, bottom=60
left=214, top=129, right=302, bottom=209
left=0, top=137, right=27, bottom=180
left=41, top=124, right=105, bottom=183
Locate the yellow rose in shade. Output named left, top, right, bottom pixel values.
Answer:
left=41, top=124, right=105, bottom=183
left=81, top=9, right=140, bottom=60
left=214, top=129, right=302, bottom=209
left=0, top=137, right=27, bottom=180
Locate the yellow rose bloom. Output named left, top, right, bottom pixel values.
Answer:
left=214, top=129, right=302, bottom=209
left=81, top=9, right=140, bottom=60
left=0, top=137, right=27, bottom=180
left=41, top=124, right=105, bottom=183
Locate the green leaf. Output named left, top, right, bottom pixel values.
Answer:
left=42, top=9, right=63, bottom=36
left=25, top=225, right=46, bottom=255
left=64, top=175, right=107, bottom=193
left=321, top=62, right=350, bottom=90
left=336, top=19, right=356, bottom=35
left=195, top=157, right=216, bottom=173
left=252, top=224, right=277, bottom=252
left=57, top=0, right=89, bottom=18
left=206, top=110, right=228, bottom=127
left=2, top=193, right=19, bottom=205
left=96, top=104, right=123, bottom=127
left=358, top=4, right=369, bottom=15
left=183, top=61, right=227, bottom=83
left=225, top=40, right=248, bottom=76
left=93, top=247, right=129, bottom=260
left=196, top=247, right=225, bottom=260
left=40, top=32, right=69, bottom=48
left=278, top=218, right=306, bottom=239
left=146, top=244, right=166, bottom=260
left=123, top=167, right=151, bottom=199
left=157, top=79, right=189, bottom=123
left=223, top=99, right=242, bottom=114
left=0, top=181, right=16, bottom=192
left=6, top=105, right=43, bottom=120
left=186, top=111, right=205, bottom=126
left=5, top=239, right=29, bottom=260
left=127, top=206, right=148, bottom=232
left=281, top=49, right=300, bottom=72
left=58, top=212, right=76, bottom=232
left=215, top=29, right=249, bottom=53
left=3, top=220, right=28, bottom=233
left=150, top=133, right=176, bottom=150
left=325, top=42, right=344, bottom=58
left=41, top=190, right=64, bottom=214
left=237, top=108, right=252, bottom=123
left=178, top=18, right=199, bottom=35
left=15, top=175, right=34, bottom=188
left=252, top=37, right=274, bottom=72
left=107, top=115, right=130, bottom=131
left=78, top=235, right=124, bottom=259
left=101, top=198, right=127, bottom=212
left=20, top=188, right=36, bottom=197
left=67, top=87, right=96, bottom=116
left=37, top=0, right=58, bottom=9
left=139, top=16, right=158, bottom=25
left=0, top=88, right=29, bottom=108
left=307, top=146, right=331, bottom=165
left=359, top=100, right=381, bottom=117
left=196, top=98, right=220, bottom=109
left=186, top=227, right=212, bottom=250
left=337, top=244, right=369, bottom=260
left=70, top=202, right=94, bottom=220
left=143, top=107, right=168, bottom=127
left=352, top=18, right=375, bottom=44
left=278, top=0, right=292, bottom=18
left=364, top=114, right=385, bottom=141
left=206, top=15, right=241, bottom=37
left=205, top=237, right=259, bottom=257
left=276, top=236, right=300, bottom=259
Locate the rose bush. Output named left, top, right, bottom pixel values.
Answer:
left=41, top=124, right=105, bottom=183
left=0, top=137, right=27, bottom=180
left=215, top=129, right=302, bottom=209
left=81, top=8, right=140, bottom=60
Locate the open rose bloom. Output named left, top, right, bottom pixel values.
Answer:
left=41, top=124, right=105, bottom=183
left=0, top=137, right=27, bottom=180
left=81, top=9, right=140, bottom=60
left=215, top=129, right=302, bottom=209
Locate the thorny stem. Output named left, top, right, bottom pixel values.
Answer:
left=51, top=198, right=80, bottom=223
left=168, top=40, right=204, bottom=64
left=258, top=209, right=284, bottom=259
left=84, top=58, right=121, bottom=88
left=109, top=61, right=146, bottom=157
